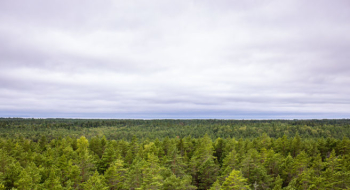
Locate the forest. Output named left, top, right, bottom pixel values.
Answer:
left=0, top=118, right=350, bottom=189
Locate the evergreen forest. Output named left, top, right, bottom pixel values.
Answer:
left=1, top=118, right=350, bottom=189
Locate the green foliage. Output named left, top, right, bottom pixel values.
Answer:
left=15, top=162, right=41, bottom=190
left=104, top=159, right=127, bottom=190
left=0, top=119, right=350, bottom=189
left=2, top=118, right=350, bottom=141
left=41, top=168, right=63, bottom=190
left=209, top=180, right=221, bottom=190
left=221, top=169, right=250, bottom=190
left=83, top=171, right=108, bottom=190
left=190, top=134, right=219, bottom=189
left=163, top=174, right=196, bottom=190
left=272, top=175, right=283, bottom=190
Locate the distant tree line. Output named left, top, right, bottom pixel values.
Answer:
left=0, top=118, right=350, bottom=141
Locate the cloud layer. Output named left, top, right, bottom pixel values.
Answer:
left=1, top=0, right=350, bottom=118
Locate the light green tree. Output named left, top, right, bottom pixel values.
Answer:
left=209, top=180, right=221, bottom=190
left=15, top=162, right=41, bottom=190
left=83, top=170, right=108, bottom=190
left=221, top=169, right=250, bottom=190
left=190, top=134, right=219, bottom=189
left=76, top=136, right=94, bottom=182
left=41, top=168, right=63, bottom=190
left=163, top=174, right=197, bottom=190
left=104, top=159, right=127, bottom=190
left=272, top=175, right=283, bottom=190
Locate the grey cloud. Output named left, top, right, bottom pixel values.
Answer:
left=0, top=0, right=350, bottom=118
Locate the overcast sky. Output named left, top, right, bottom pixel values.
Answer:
left=1, top=0, right=350, bottom=119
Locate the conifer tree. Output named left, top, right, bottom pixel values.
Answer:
left=336, top=137, right=350, bottom=156
left=76, top=136, right=94, bottom=182
left=15, top=162, right=41, bottom=190
left=66, top=160, right=81, bottom=189
left=240, top=149, right=272, bottom=189
left=83, top=170, right=108, bottom=190
left=263, top=149, right=282, bottom=177
left=284, top=178, right=297, bottom=190
left=221, top=149, right=238, bottom=180
left=280, top=153, right=294, bottom=185
left=221, top=169, right=250, bottom=190
left=292, top=151, right=309, bottom=177
left=163, top=174, right=196, bottom=190
left=104, top=159, right=127, bottom=190
left=322, top=149, right=343, bottom=189
left=124, top=156, right=144, bottom=190
left=275, top=135, right=289, bottom=156
left=89, top=137, right=103, bottom=158
left=98, top=142, right=118, bottom=174
left=272, top=175, right=283, bottom=190
left=42, top=168, right=63, bottom=190
left=291, top=133, right=301, bottom=157
left=138, top=153, right=164, bottom=190
left=299, top=168, right=317, bottom=190
left=190, top=134, right=219, bottom=189
left=214, top=137, right=225, bottom=165
left=3, top=161, right=22, bottom=189
left=209, top=180, right=221, bottom=190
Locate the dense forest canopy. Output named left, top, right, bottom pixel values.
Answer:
left=1, top=118, right=350, bottom=141
left=0, top=118, right=350, bottom=189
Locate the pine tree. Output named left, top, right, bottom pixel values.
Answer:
left=240, top=149, right=272, bottom=189
left=280, top=153, right=294, bottom=185
left=310, top=153, right=323, bottom=177
left=104, top=159, right=127, bottom=190
left=41, top=168, right=63, bottom=190
left=124, top=156, right=144, bottom=190
left=163, top=174, right=196, bottom=190
left=15, top=162, right=41, bottom=190
left=165, top=146, right=188, bottom=177
left=83, top=170, right=108, bottom=190
left=3, top=161, right=22, bottom=189
left=125, top=149, right=134, bottom=166
left=272, top=175, right=283, bottom=190
left=221, top=169, right=250, bottom=190
left=284, top=178, right=297, bottom=190
left=322, top=149, right=343, bottom=189
left=190, top=134, right=219, bottom=189
left=292, top=151, right=309, bottom=177
left=76, top=136, right=94, bottom=182
left=198, top=158, right=219, bottom=189
left=209, top=180, right=221, bottom=190
left=124, top=153, right=164, bottom=190
left=263, top=149, right=282, bottom=177
left=89, top=137, right=103, bottom=158
left=336, top=137, right=350, bottom=156
left=338, top=154, right=350, bottom=189
left=66, top=160, right=81, bottom=190
left=214, top=137, right=225, bottom=165
left=220, top=149, right=238, bottom=182
left=138, top=153, right=164, bottom=190
left=274, top=135, right=289, bottom=156
left=0, top=171, right=4, bottom=190
left=291, top=133, right=301, bottom=157
left=98, top=142, right=117, bottom=174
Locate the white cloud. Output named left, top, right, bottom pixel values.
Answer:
left=0, top=0, right=350, bottom=118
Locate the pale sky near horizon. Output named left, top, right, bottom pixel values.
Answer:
left=1, top=0, right=350, bottom=119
